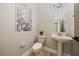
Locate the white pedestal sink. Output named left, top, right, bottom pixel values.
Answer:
left=51, top=33, right=73, bottom=56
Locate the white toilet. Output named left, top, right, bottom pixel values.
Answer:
left=32, top=35, right=46, bottom=55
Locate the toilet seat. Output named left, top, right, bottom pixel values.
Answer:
left=32, top=42, right=42, bottom=49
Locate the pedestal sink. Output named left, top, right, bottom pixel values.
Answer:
left=51, top=33, right=73, bottom=56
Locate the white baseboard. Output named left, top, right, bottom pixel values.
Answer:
left=43, top=47, right=57, bottom=54
left=63, top=53, right=70, bottom=56
left=43, top=46, right=70, bottom=56
left=22, top=48, right=32, bottom=56
left=22, top=46, right=70, bottom=56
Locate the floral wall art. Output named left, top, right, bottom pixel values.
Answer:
left=16, top=4, right=32, bottom=32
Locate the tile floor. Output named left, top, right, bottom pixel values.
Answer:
left=31, top=49, right=57, bottom=56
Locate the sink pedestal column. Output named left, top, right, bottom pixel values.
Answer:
left=51, top=34, right=73, bottom=56
left=58, top=42, right=63, bottom=56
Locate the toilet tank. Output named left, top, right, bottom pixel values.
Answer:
left=37, top=35, right=46, bottom=43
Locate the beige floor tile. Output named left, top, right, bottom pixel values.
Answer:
left=31, top=49, right=57, bottom=56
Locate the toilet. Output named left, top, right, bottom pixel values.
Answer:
left=32, top=35, right=46, bottom=55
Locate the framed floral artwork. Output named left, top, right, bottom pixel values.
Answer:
left=16, top=3, right=32, bottom=32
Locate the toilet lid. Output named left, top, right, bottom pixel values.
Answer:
left=33, top=42, right=42, bottom=49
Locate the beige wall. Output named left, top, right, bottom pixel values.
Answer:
left=0, top=3, right=37, bottom=56
left=72, top=3, right=79, bottom=56
left=37, top=4, right=57, bottom=50
left=37, top=3, right=74, bottom=55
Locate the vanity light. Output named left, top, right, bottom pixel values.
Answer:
left=51, top=3, right=63, bottom=9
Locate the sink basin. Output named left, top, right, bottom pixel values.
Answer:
left=51, top=34, right=73, bottom=42
left=51, top=32, right=73, bottom=56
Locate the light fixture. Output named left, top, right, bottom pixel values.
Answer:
left=52, top=3, right=63, bottom=9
